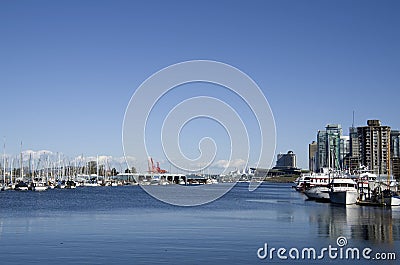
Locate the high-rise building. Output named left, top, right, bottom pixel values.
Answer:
left=340, top=136, right=350, bottom=169
left=392, top=158, right=400, bottom=179
left=326, top=124, right=342, bottom=169
left=391, top=130, right=400, bottom=178
left=349, top=127, right=359, bottom=157
left=309, top=141, right=317, bottom=172
left=317, top=130, right=327, bottom=170
left=357, top=120, right=391, bottom=175
left=316, top=124, right=343, bottom=171
left=391, top=130, right=400, bottom=158
left=343, top=127, right=360, bottom=173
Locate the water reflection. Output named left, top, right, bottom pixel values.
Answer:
left=311, top=204, right=400, bottom=244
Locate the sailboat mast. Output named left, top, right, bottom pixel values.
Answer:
left=10, top=158, right=14, bottom=185
left=58, top=153, right=61, bottom=181
left=3, top=137, right=6, bottom=186
left=388, top=130, right=391, bottom=187
left=105, top=157, right=107, bottom=180
left=29, top=153, right=33, bottom=183
left=96, top=155, right=99, bottom=183
left=20, top=141, right=23, bottom=180
left=46, top=155, right=49, bottom=184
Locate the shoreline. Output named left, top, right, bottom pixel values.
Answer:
left=264, top=175, right=298, bottom=183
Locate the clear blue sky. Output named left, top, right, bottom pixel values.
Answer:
left=0, top=0, right=399, bottom=169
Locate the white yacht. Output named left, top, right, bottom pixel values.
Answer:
left=32, top=182, right=48, bottom=192
left=303, top=172, right=330, bottom=200
left=328, top=178, right=358, bottom=205
left=294, top=167, right=332, bottom=192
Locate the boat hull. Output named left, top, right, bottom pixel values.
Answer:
left=329, top=190, right=358, bottom=205
left=384, top=195, right=400, bottom=206
left=33, top=186, right=48, bottom=192
left=304, top=186, right=330, bottom=200
left=83, top=183, right=99, bottom=187
left=15, top=187, right=28, bottom=191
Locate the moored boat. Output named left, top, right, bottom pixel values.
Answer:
left=65, top=180, right=77, bottom=189
left=304, top=186, right=330, bottom=201
left=15, top=181, right=29, bottom=191
left=328, top=178, right=358, bottom=205
left=32, top=182, right=48, bottom=191
left=382, top=190, right=400, bottom=206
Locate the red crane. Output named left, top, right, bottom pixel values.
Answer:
left=148, top=157, right=167, bottom=173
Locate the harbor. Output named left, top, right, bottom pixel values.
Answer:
left=297, top=119, right=400, bottom=208
left=293, top=168, right=400, bottom=206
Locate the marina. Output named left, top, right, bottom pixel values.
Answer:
left=0, top=148, right=253, bottom=191
left=294, top=169, right=400, bottom=207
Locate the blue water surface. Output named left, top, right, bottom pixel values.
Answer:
left=1, top=183, right=399, bottom=264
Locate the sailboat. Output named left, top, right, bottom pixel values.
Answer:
left=5, top=158, right=15, bottom=190
left=31, top=154, right=48, bottom=192
left=15, top=143, right=29, bottom=191
left=0, top=138, right=12, bottom=191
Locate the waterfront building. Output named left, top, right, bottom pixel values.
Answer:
left=308, top=141, right=317, bottom=172
left=263, top=151, right=301, bottom=177
left=275, top=151, right=296, bottom=169
left=357, top=120, right=391, bottom=175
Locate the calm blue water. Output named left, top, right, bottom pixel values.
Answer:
left=1, top=183, right=399, bottom=264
